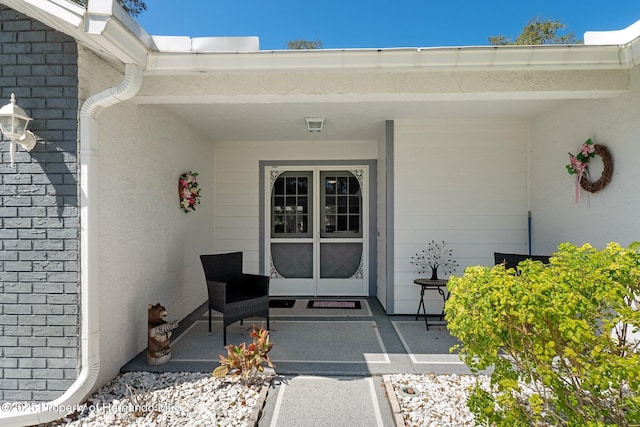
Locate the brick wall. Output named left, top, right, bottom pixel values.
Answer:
left=0, top=5, right=79, bottom=402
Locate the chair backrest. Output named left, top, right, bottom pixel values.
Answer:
left=494, top=252, right=550, bottom=270
left=200, top=252, right=243, bottom=284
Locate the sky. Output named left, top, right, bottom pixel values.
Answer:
left=136, top=1, right=640, bottom=50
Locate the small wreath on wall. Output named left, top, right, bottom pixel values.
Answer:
left=579, top=144, right=613, bottom=193
left=178, top=171, right=201, bottom=213
left=566, top=139, right=613, bottom=203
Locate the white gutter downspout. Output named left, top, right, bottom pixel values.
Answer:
left=0, top=63, right=143, bottom=427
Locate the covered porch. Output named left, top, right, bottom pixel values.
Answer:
left=92, top=34, right=640, bottom=388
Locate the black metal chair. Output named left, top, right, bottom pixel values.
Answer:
left=200, top=252, right=270, bottom=345
left=494, top=252, right=550, bottom=271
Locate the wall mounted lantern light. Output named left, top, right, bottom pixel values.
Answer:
left=305, top=117, right=324, bottom=132
left=0, top=93, right=38, bottom=167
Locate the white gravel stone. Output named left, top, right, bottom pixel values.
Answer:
left=36, top=371, right=266, bottom=427
left=389, top=373, right=491, bottom=427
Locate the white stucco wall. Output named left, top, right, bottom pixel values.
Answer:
left=81, top=52, right=215, bottom=385
left=530, top=66, right=640, bottom=253
left=393, top=120, right=529, bottom=314
left=213, top=139, right=378, bottom=275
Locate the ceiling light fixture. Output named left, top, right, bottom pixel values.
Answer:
left=305, top=117, right=324, bottom=132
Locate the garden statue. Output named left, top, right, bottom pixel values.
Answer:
left=147, top=303, right=179, bottom=365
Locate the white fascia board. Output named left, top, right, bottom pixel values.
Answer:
left=191, top=36, right=259, bottom=52
left=150, top=36, right=259, bottom=53
left=146, top=44, right=626, bottom=74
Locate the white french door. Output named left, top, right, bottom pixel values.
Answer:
left=265, top=166, right=368, bottom=296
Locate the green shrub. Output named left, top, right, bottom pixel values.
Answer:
left=446, top=242, right=640, bottom=426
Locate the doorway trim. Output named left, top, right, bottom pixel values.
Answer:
left=259, top=160, right=377, bottom=296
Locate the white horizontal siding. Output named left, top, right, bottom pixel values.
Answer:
left=392, top=120, right=529, bottom=314
left=530, top=67, right=640, bottom=253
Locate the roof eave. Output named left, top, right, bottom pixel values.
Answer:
left=4, top=1, right=640, bottom=76
left=0, top=0, right=149, bottom=67
left=0, top=0, right=84, bottom=30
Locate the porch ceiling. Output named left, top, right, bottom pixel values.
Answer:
left=149, top=98, right=564, bottom=142
left=133, top=67, right=628, bottom=142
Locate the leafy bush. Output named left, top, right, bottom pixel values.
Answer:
left=446, top=242, right=640, bottom=426
left=212, top=325, right=275, bottom=386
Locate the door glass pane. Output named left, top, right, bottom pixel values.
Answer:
left=337, top=177, right=348, bottom=194
left=272, top=172, right=312, bottom=238
left=349, top=215, right=360, bottom=233
left=349, top=196, right=359, bottom=213
left=321, top=171, right=361, bottom=237
left=273, top=215, right=284, bottom=233
left=286, top=177, right=297, bottom=194
left=325, top=177, right=336, bottom=194
left=349, top=177, right=360, bottom=195
left=274, top=178, right=285, bottom=195
left=298, top=179, right=308, bottom=195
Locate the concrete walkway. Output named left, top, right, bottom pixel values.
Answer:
left=122, top=297, right=473, bottom=426
left=259, top=375, right=393, bottom=426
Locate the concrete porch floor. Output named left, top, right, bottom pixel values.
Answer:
left=121, top=297, right=471, bottom=376
left=120, top=297, right=475, bottom=426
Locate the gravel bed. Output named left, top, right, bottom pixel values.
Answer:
left=13, top=372, right=490, bottom=426
left=29, top=371, right=266, bottom=427
left=389, top=373, right=491, bottom=427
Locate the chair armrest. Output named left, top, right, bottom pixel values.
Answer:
left=241, top=273, right=270, bottom=295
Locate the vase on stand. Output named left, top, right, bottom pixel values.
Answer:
left=430, top=266, right=439, bottom=280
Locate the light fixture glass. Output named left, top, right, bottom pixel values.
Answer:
left=0, top=93, right=38, bottom=167
left=0, top=94, right=32, bottom=139
left=305, top=117, right=324, bottom=132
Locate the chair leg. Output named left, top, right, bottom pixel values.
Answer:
left=208, top=309, right=212, bottom=336
left=240, top=318, right=243, bottom=326
left=223, top=326, right=227, bottom=346
left=266, top=316, right=270, bottom=331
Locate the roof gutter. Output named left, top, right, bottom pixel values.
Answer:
left=145, top=43, right=632, bottom=74
left=83, top=0, right=150, bottom=67
left=0, top=63, right=144, bottom=427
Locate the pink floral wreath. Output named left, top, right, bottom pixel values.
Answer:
left=178, top=171, right=201, bottom=213
left=566, top=139, right=613, bottom=203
